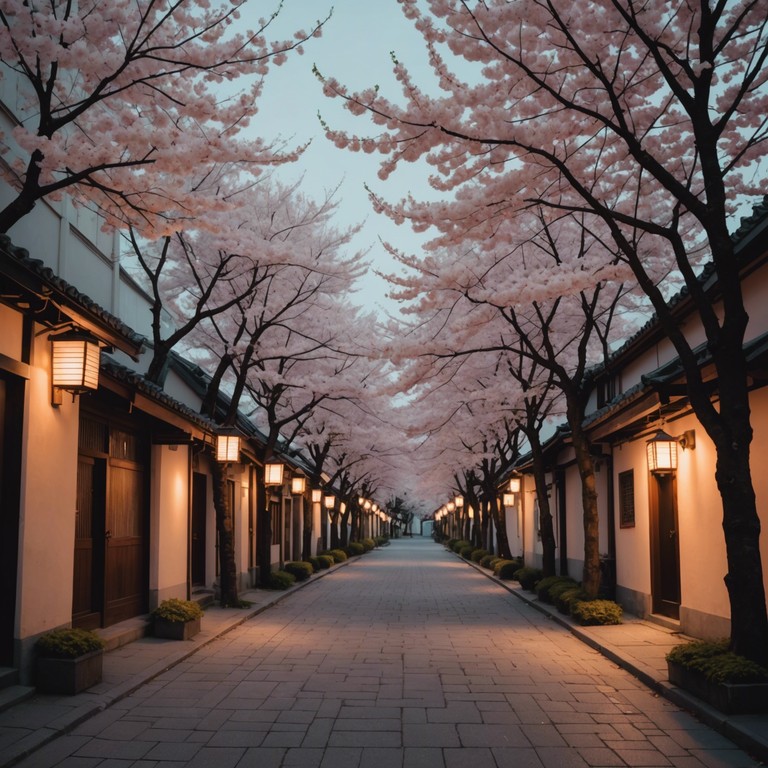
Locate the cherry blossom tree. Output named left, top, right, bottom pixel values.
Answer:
left=321, top=0, right=768, bottom=662
left=0, top=0, right=326, bottom=234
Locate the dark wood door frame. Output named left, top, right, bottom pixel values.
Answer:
left=649, top=472, right=681, bottom=619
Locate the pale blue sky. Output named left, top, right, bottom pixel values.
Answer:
left=252, top=0, right=439, bottom=316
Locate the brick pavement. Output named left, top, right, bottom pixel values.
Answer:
left=4, top=539, right=764, bottom=768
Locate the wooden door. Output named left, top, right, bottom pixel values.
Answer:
left=650, top=473, right=681, bottom=619
left=0, top=375, right=23, bottom=666
left=191, top=473, right=207, bottom=586
left=72, top=456, right=105, bottom=630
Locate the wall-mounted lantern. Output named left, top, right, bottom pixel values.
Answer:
left=291, top=476, right=306, bottom=495
left=447, top=501, right=456, bottom=512
left=216, top=432, right=241, bottom=462
left=264, top=463, right=285, bottom=486
left=508, top=476, right=521, bottom=494
left=324, top=494, right=335, bottom=509
left=454, top=495, right=464, bottom=508
left=311, top=489, right=322, bottom=503
left=502, top=492, right=515, bottom=507
left=50, top=330, right=100, bottom=406
left=646, top=428, right=696, bottom=473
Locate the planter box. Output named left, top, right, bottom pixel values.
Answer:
left=668, top=660, right=768, bottom=714
left=153, top=616, right=201, bottom=640
left=36, top=650, right=103, bottom=695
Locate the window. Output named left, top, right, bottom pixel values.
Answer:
left=619, top=470, right=635, bottom=528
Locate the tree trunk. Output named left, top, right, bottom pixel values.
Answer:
left=0, top=152, right=43, bottom=234
left=528, top=437, right=556, bottom=577
left=569, top=419, right=600, bottom=599
left=301, top=496, right=313, bottom=561
left=211, top=460, right=239, bottom=605
left=257, top=473, right=273, bottom=587
left=492, top=499, right=512, bottom=559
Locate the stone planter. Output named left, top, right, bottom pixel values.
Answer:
left=153, top=616, right=201, bottom=640
left=36, top=649, right=103, bottom=695
left=668, top=660, right=768, bottom=714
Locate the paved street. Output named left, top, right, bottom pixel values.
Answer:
left=12, top=539, right=761, bottom=768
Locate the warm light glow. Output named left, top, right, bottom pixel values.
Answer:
left=264, top=463, right=284, bottom=485
left=647, top=430, right=678, bottom=472
left=51, top=331, right=100, bottom=393
left=503, top=493, right=515, bottom=507
left=364, top=500, right=372, bottom=510
left=358, top=496, right=366, bottom=506
left=311, top=489, right=322, bottom=503
left=216, top=434, right=240, bottom=462
left=324, top=495, right=335, bottom=509
left=468, top=506, right=475, bottom=520
left=291, top=476, right=306, bottom=495
left=447, top=501, right=455, bottom=512
left=454, top=496, right=464, bottom=508
left=371, top=503, right=378, bottom=513
left=340, top=501, right=346, bottom=514
left=508, top=477, right=521, bottom=493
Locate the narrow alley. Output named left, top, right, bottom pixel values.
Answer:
left=6, top=540, right=762, bottom=768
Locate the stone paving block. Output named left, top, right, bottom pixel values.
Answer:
left=609, top=747, right=672, bottom=766
left=572, top=746, right=626, bottom=766
left=683, top=751, right=761, bottom=768
left=333, top=718, right=401, bottom=732
left=457, top=723, right=529, bottom=748
left=206, top=729, right=268, bottom=748
left=236, top=747, right=286, bottom=768
left=358, top=747, right=404, bottom=768
left=403, top=747, right=445, bottom=768
left=74, top=738, right=155, bottom=760
left=443, top=747, right=496, bottom=768
left=319, top=747, right=363, bottom=768
left=184, top=746, right=247, bottom=768
left=402, top=723, right=460, bottom=748
left=284, top=748, right=325, bottom=768
left=144, top=741, right=204, bottom=761
left=532, top=746, right=590, bottom=767
left=426, top=703, right=482, bottom=723
left=261, top=730, right=305, bottom=747
left=329, top=731, right=402, bottom=748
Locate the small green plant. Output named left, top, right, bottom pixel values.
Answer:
left=666, top=640, right=768, bottom=684
left=556, top=587, right=588, bottom=615
left=35, top=628, right=105, bottom=659
left=266, top=570, right=296, bottom=590
left=570, top=599, right=623, bottom=626
left=537, top=576, right=578, bottom=604
left=447, top=538, right=459, bottom=550
left=514, top=566, right=544, bottom=590
left=317, top=554, right=335, bottom=569
left=308, top=556, right=321, bottom=572
left=361, top=538, right=376, bottom=552
left=451, top=539, right=471, bottom=553
left=283, top=561, right=314, bottom=582
left=470, top=548, right=489, bottom=563
left=497, top=560, right=524, bottom=580
left=480, top=554, right=499, bottom=569
left=321, top=549, right=348, bottom=563
left=548, top=579, right=580, bottom=603
left=152, top=598, right=204, bottom=623
left=459, top=545, right=476, bottom=559
left=345, top=542, right=365, bottom=556
left=374, top=535, right=390, bottom=547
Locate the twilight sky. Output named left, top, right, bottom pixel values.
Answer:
left=252, top=0, right=439, bottom=316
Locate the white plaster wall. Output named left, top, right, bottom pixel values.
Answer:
left=0, top=304, right=24, bottom=360
left=149, top=444, right=190, bottom=607
left=17, top=331, right=79, bottom=638
left=612, top=440, right=652, bottom=598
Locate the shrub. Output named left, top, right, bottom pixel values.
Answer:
left=479, top=554, right=498, bottom=569
left=374, top=536, right=390, bottom=547
left=317, top=554, right=335, bottom=569
left=321, top=549, right=348, bottom=563
left=35, top=628, right=105, bottom=659
left=452, top=539, right=471, bottom=553
left=447, top=538, right=459, bottom=550
left=667, top=640, right=768, bottom=684
left=283, top=561, right=314, bottom=582
left=266, top=570, right=296, bottom=590
left=308, top=556, right=321, bottom=572
left=470, top=548, right=489, bottom=563
left=497, top=560, right=525, bottom=580
left=459, top=545, right=476, bottom=559
left=570, top=599, right=623, bottom=626
left=361, top=538, right=376, bottom=552
left=152, top=598, right=204, bottom=623
left=556, top=587, right=588, bottom=615
left=345, top=542, right=365, bottom=556
left=514, top=566, right=544, bottom=590
left=548, top=579, right=580, bottom=603
left=537, top=576, right=578, bottom=604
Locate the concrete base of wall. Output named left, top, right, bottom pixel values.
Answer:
left=616, top=584, right=650, bottom=619
left=681, top=604, right=730, bottom=640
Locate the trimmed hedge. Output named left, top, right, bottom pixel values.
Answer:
left=361, top=538, right=376, bottom=552
left=570, top=599, right=623, bottom=626
left=283, top=561, right=314, bottom=582
left=266, top=570, right=296, bottom=590
left=35, top=628, right=105, bottom=659
left=459, top=545, right=476, bottom=559
left=345, top=542, right=366, bottom=556
left=470, top=548, right=489, bottom=563
left=374, top=536, right=390, bottom=547
left=514, top=566, right=544, bottom=591
left=536, top=576, right=578, bottom=604
left=451, top=539, right=472, bottom=553
left=321, top=549, right=348, bottom=563
left=666, top=640, right=768, bottom=684
left=317, top=554, right=335, bottom=569
left=308, top=556, right=322, bottom=572
left=497, top=560, right=524, bottom=580
left=480, top=554, right=499, bottom=570
left=556, top=587, right=588, bottom=615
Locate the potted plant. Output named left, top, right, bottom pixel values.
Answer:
left=35, top=627, right=105, bottom=694
left=666, top=639, right=768, bottom=714
left=152, top=598, right=203, bottom=640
